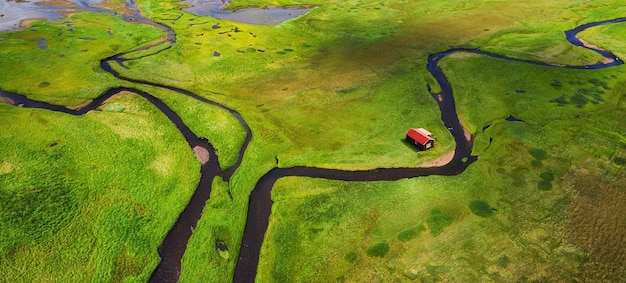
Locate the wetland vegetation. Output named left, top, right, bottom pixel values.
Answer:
left=1, top=0, right=625, bottom=282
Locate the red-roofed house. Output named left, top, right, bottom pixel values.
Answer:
left=406, top=128, right=434, bottom=150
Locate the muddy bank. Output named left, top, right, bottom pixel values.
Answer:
left=0, top=0, right=68, bottom=31
left=0, top=0, right=149, bottom=32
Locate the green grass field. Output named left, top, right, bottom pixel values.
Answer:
left=0, top=93, right=199, bottom=281
left=1, top=0, right=625, bottom=281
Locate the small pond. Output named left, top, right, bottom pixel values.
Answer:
left=0, top=0, right=106, bottom=31
left=181, top=0, right=311, bottom=26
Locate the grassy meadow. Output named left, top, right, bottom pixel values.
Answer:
left=0, top=93, right=199, bottom=281
left=257, top=52, right=626, bottom=282
left=0, top=12, right=164, bottom=105
left=1, top=0, right=625, bottom=282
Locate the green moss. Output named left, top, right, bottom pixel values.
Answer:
left=468, top=200, right=495, bottom=218
left=498, top=255, right=511, bottom=268
left=366, top=242, right=390, bottom=258
left=551, top=80, right=563, bottom=90
left=397, top=225, right=427, bottom=242
left=426, top=208, right=454, bottom=236
left=540, top=171, right=555, bottom=181
left=530, top=149, right=548, bottom=160
left=344, top=252, right=357, bottom=263
left=538, top=180, right=553, bottom=191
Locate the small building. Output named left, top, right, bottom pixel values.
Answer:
left=406, top=128, right=434, bottom=150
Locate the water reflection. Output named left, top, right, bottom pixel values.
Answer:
left=0, top=0, right=311, bottom=32
left=0, top=0, right=104, bottom=31
left=181, top=0, right=311, bottom=26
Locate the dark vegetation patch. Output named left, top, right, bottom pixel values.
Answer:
left=530, top=148, right=548, bottom=160
left=540, top=171, right=555, bottom=181
left=551, top=79, right=563, bottom=90
left=426, top=208, right=453, bottom=236
left=468, top=200, right=495, bottom=218
left=337, top=88, right=357, bottom=95
left=0, top=169, right=79, bottom=244
left=498, top=255, right=510, bottom=268
left=344, top=252, right=357, bottom=263
left=549, top=78, right=609, bottom=107
left=551, top=95, right=568, bottom=106
left=613, top=156, right=626, bottom=166
left=397, top=224, right=426, bottom=242
left=538, top=180, right=553, bottom=191
left=366, top=242, right=389, bottom=258
left=547, top=166, right=562, bottom=175
left=38, top=82, right=50, bottom=88
left=531, top=159, right=543, bottom=168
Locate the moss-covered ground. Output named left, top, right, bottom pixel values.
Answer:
left=1, top=0, right=625, bottom=281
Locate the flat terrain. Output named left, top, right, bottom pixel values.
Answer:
left=1, top=0, right=625, bottom=282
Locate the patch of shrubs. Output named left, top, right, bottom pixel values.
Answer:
left=426, top=208, right=453, bottom=236
left=539, top=171, right=554, bottom=181
left=550, top=80, right=563, bottom=90
left=366, top=242, right=390, bottom=258
left=397, top=224, right=426, bottom=242
left=531, top=159, right=543, bottom=168
left=468, top=200, right=495, bottom=218
left=530, top=148, right=548, bottom=160
left=538, top=180, right=553, bottom=191
left=345, top=252, right=357, bottom=263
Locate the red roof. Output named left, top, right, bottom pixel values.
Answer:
left=406, top=128, right=433, bottom=145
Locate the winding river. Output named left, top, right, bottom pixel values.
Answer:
left=1, top=5, right=624, bottom=282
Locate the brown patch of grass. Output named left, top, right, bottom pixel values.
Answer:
left=35, top=0, right=77, bottom=7
left=563, top=169, right=626, bottom=281
left=19, top=18, right=48, bottom=29
left=94, top=3, right=135, bottom=16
